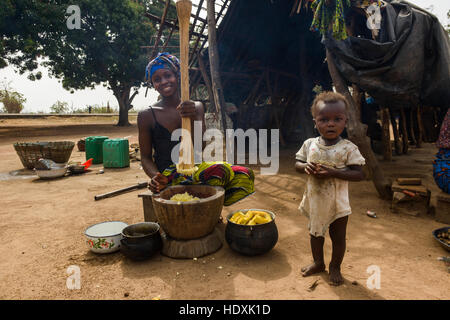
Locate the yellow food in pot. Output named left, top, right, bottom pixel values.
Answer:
left=229, top=210, right=272, bottom=225
left=170, top=192, right=200, bottom=202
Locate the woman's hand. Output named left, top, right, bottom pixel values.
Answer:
left=177, top=100, right=197, bottom=119
left=149, top=172, right=169, bottom=193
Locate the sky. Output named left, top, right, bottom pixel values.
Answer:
left=0, top=0, right=448, bottom=113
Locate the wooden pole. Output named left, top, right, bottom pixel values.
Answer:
left=176, top=0, right=196, bottom=175
left=389, top=108, right=402, bottom=155
left=197, top=52, right=216, bottom=113
left=243, top=71, right=265, bottom=105
left=381, top=107, right=392, bottom=161
left=408, top=107, right=417, bottom=146
left=207, top=0, right=228, bottom=133
left=265, top=70, right=286, bottom=147
left=189, top=0, right=205, bottom=38
left=416, top=106, right=424, bottom=147
left=400, top=107, right=409, bottom=154
left=151, top=0, right=171, bottom=59
left=161, top=26, right=175, bottom=52
left=326, top=49, right=391, bottom=199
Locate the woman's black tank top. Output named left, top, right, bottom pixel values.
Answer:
left=149, top=106, right=179, bottom=172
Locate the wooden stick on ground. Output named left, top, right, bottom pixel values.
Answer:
left=176, top=0, right=197, bottom=176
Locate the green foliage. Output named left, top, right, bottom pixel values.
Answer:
left=447, top=10, right=449, bottom=35
left=50, top=100, right=69, bottom=114
left=69, top=103, right=118, bottom=114
left=0, top=82, right=26, bottom=113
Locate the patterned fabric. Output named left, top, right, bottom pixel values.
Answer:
left=436, top=108, right=450, bottom=149
left=145, top=52, right=180, bottom=86
left=161, top=161, right=255, bottom=206
left=433, top=148, right=450, bottom=194
left=310, top=0, right=351, bottom=40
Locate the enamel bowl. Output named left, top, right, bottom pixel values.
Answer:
left=34, top=164, right=68, bottom=179
left=84, top=221, right=128, bottom=254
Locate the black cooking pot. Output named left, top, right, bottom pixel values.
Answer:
left=120, top=222, right=162, bottom=261
left=225, top=209, right=278, bottom=256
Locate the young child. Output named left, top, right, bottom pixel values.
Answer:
left=295, top=91, right=366, bottom=286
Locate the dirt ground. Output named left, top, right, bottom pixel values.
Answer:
left=0, top=116, right=449, bottom=300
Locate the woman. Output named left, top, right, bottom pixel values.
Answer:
left=138, top=52, right=255, bottom=205
left=433, top=108, right=450, bottom=194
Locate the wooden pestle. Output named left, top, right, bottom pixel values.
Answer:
left=175, top=0, right=197, bottom=176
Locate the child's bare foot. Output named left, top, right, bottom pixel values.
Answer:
left=301, top=262, right=326, bottom=277
left=329, top=265, right=344, bottom=286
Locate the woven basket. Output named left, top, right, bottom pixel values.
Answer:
left=14, top=141, right=75, bottom=169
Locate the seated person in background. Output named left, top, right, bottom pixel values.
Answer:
left=433, top=108, right=450, bottom=194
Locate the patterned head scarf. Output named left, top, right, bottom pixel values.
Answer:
left=145, top=52, right=180, bottom=87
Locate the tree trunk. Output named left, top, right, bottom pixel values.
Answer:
left=113, top=86, right=132, bottom=127
left=351, top=84, right=363, bottom=122
left=326, top=49, right=391, bottom=199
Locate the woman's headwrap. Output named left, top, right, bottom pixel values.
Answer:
left=145, top=52, right=180, bottom=87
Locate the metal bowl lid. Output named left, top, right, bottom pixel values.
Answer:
left=85, top=221, right=128, bottom=237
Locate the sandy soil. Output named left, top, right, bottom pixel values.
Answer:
left=0, top=116, right=448, bottom=300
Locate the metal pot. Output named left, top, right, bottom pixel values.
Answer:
left=120, top=222, right=162, bottom=260
left=225, top=209, right=278, bottom=256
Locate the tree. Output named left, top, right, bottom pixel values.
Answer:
left=50, top=100, right=70, bottom=114
left=447, top=10, right=450, bottom=35
left=0, top=0, right=178, bottom=126
left=0, top=82, right=26, bottom=113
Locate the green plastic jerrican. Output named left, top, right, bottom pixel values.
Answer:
left=102, top=138, right=130, bottom=168
left=85, top=136, right=109, bottom=164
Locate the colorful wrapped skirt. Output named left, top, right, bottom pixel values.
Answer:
left=433, top=148, right=450, bottom=194
left=161, top=162, right=255, bottom=206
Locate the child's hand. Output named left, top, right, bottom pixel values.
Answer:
left=305, top=162, right=319, bottom=175
left=312, top=164, right=336, bottom=179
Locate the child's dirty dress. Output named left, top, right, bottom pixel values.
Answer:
left=296, top=137, right=365, bottom=237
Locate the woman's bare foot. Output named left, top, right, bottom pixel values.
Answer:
left=301, top=262, right=326, bottom=277
left=329, top=265, right=344, bottom=286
